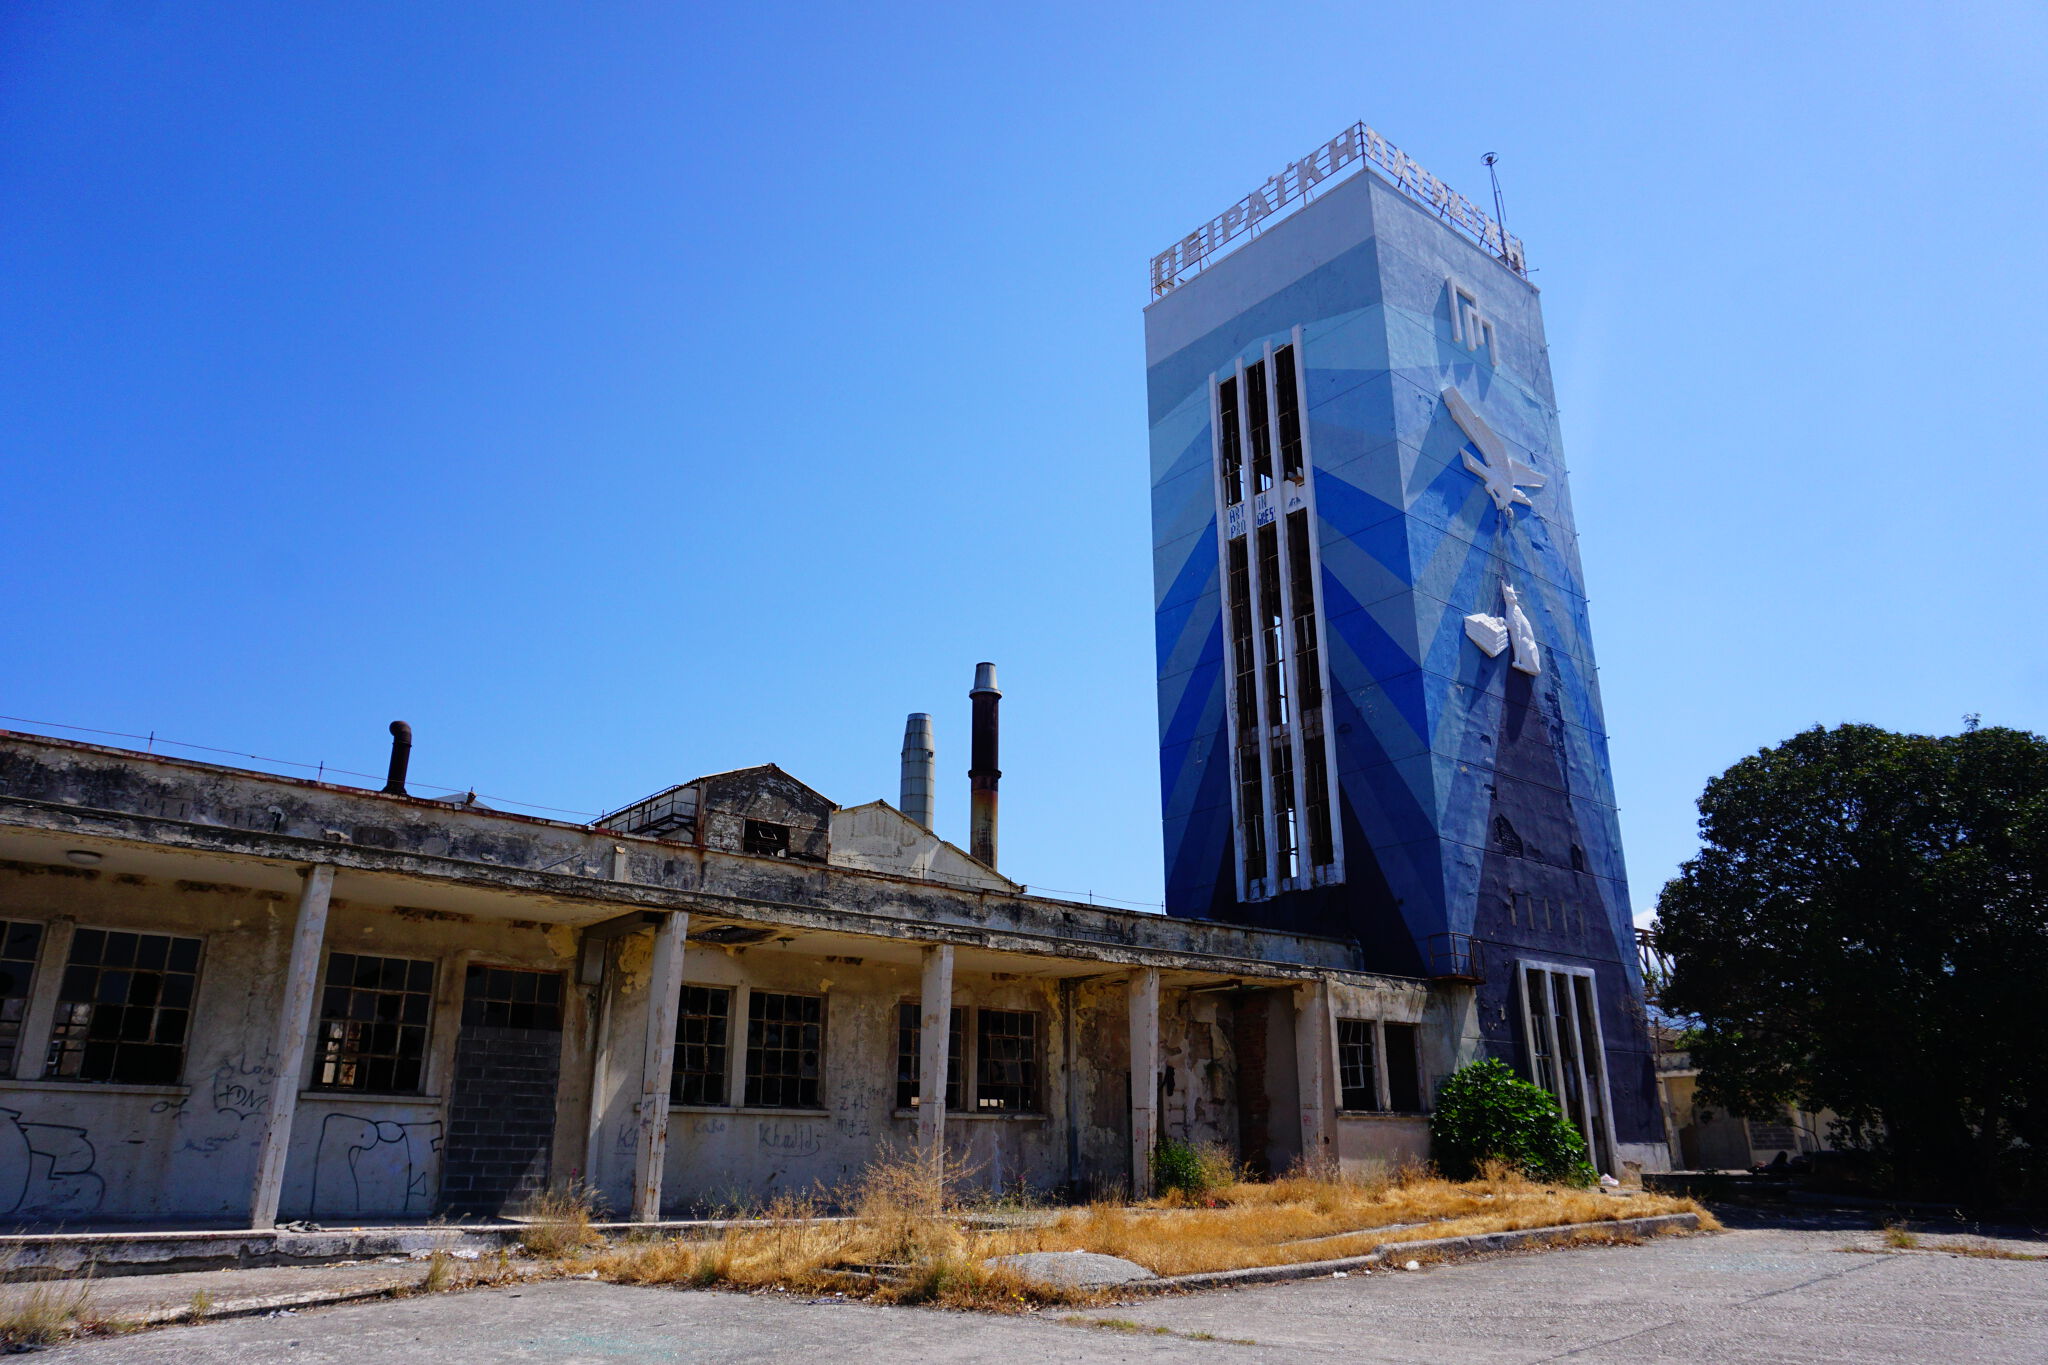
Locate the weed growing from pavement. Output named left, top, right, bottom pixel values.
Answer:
left=0, top=1277, right=97, bottom=1348
left=518, top=1182, right=606, bottom=1258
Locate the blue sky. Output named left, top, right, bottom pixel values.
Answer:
left=4, top=2, right=2043, bottom=920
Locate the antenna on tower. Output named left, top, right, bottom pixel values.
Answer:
left=1482, top=153, right=1512, bottom=269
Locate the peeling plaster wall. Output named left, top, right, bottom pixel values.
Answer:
left=653, top=953, right=1086, bottom=1210
left=827, top=804, right=1017, bottom=894
left=0, top=861, right=290, bottom=1222
left=0, top=861, right=589, bottom=1223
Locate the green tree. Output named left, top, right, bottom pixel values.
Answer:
left=1654, top=723, right=2048, bottom=1202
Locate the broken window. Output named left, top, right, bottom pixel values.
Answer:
left=0, top=920, right=44, bottom=1075
left=973, top=1008, right=1040, bottom=1112
left=1285, top=510, right=1321, bottom=713
left=895, top=1001, right=964, bottom=1111
left=673, top=985, right=732, bottom=1105
left=1243, top=359, right=1273, bottom=492
left=461, top=965, right=563, bottom=1032
left=1269, top=738, right=1299, bottom=884
left=742, top=820, right=792, bottom=857
left=1256, top=522, right=1289, bottom=727
left=1227, top=537, right=1267, bottom=889
left=1217, top=376, right=1244, bottom=506
left=1336, top=1017, right=1379, bottom=1111
left=1273, top=344, right=1303, bottom=480
left=1518, top=964, right=1615, bottom=1173
left=45, top=928, right=197, bottom=1086
left=314, top=953, right=433, bottom=1094
left=1383, top=1022, right=1422, bottom=1111
left=1210, top=343, right=1341, bottom=903
left=745, top=990, right=822, bottom=1108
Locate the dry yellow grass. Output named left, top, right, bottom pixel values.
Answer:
left=518, top=1183, right=605, bottom=1258
left=581, top=1148, right=1711, bottom=1308
left=976, top=1164, right=1711, bottom=1276
left=0, top=1277, right=102, bottom=1348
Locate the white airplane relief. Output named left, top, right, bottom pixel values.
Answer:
left=1442, top=386, right=1544, bottom=516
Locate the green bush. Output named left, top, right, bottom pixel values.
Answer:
left=1152, top=1139, right=1235, bottom=1199
left=1428, top=1058, right=1595, bottom=1185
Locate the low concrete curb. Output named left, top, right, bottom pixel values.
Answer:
left=115, top=1266, right=560, bottom=1329
left=0, top=1217, right=845, bottom=1279
left=1123, top=1212, right=1704, bottom=1294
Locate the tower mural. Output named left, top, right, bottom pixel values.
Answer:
left=1145, top=126, right=1661, bottom=1167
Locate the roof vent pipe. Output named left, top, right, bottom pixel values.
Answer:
left=381, top=721, right=413, bottom=797
left=968, top=663, right=1000, bottom=868
left=899, top=713, right=935, bottom=831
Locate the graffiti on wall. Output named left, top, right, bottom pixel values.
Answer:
left=756, top=1120, right=820, bottom=1158
left=210, top=1056, right=275, bottom=1121
left=309, top=1115, right=442, bottom=1217
left=0, top=1109, right=103, bottom=1216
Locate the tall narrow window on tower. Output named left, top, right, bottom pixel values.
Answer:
left=1243, top=360, right=1273, bottom=493
left=1287, top=508, right=1336, bottom=873
left=1217, top=377, right=1243, bottom=507
left=1211, top=336, right=1342, bottom=902
left=1273, top=346, right=1303, bottom=481
left=1256, top=522, right=1288, bottom=726
left=1226, top=537, right=1266, bottom=892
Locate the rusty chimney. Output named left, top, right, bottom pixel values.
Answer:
left=381, top=721, right=413, bottom=797
left=899, top=713, right=935, bottom=831
left=968, top=663, right=1000, bottom=868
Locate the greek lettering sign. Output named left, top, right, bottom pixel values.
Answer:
left=1150, top=123, right=1527, bottom=297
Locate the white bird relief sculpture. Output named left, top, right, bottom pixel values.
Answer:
left=1464, top=581, right=1543, bottom=676
left=1442, top=386, right=1544, bottom=516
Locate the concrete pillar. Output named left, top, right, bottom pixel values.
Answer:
left=631, top=910, right=688, bottom=1222
left=1293, top=979, right=1335, bottom=1176
left=917, top=944, right=954, bottom=1162
left=1128, top=967, right=1160, bottom=1198
left=15, top=918, right=76, bottom=1081
left=250, top=864, right=334, bottom=1229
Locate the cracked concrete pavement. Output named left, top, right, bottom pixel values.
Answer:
left=32, top=1220, right=2048, bottom=1363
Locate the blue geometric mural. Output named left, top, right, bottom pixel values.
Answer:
left=1144, top=164, right=1660, bottom=1155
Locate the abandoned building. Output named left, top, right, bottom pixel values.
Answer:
left=0, top=126, right=1666, bottom=1229
left=0, top=710, right=1451, bottom=1226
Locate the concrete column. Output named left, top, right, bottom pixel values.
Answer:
left=631, top=910, right=688, bottom=1222
left=250, top=864, right=334, bottom=1229
left=1128, top=967, right=1160, bottom=1198
left=917, top=944, right=954, bottom=1162
left=1293, top=979, right=1335, bottom=1176
left=15, top=918, right=76, bottom=1081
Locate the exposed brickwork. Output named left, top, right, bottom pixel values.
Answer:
left=440, top=1024, right=562, bottom=1213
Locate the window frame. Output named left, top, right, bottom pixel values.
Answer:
left=44, top=925, right=202, bottom=1087
left=459, top=963, right=564, bottom=1032
left=1515, top=959, right=1620, bottom=1174
left=970, top=1007, right=1042, bottom=1114
left=895, top=1002, right=1046, bottom=1116
left=311, top=951, right=438, bottom=1096
left=1334, top=1016, right=1426, bottom=1115
left=672, top=983, right=734, bottom=1106
left=895, top=1001, right=965, bottom=1112
left=742, top=989, right=825, bottom=1110
left=0, top=919, right=45, bottom=1079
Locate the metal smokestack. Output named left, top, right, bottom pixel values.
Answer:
left=899, top=713, right=936, bottom=830
left=968, top=663, right=1000, bottom=868
left=381, top=721, right=413, bottom=797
